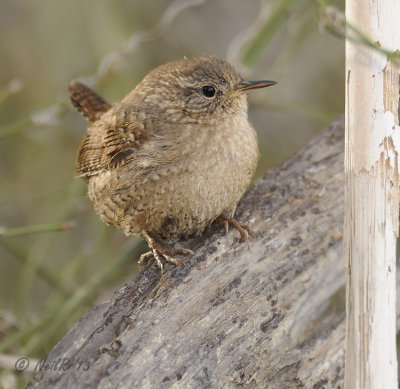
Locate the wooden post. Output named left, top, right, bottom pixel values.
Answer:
left=345, top=1, right=400, bottom=388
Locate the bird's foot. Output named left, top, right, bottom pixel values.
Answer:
left=140, top=231, right=193, bottom=273
left=215, top=214, right=256, bottom=248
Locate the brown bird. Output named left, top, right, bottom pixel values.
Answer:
left=68, top=56, right=276, bottom=271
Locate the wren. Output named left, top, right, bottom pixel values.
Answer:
left=68, top=56, right=276, bottom=271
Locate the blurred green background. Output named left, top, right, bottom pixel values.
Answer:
left=0, top=0, right=344, bottom=386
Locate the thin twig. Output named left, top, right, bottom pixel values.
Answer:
left=0, top=0, right=210, bottom=139
left=0, top=221, right=75, bottom=238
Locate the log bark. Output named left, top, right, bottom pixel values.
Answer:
left=25, top=118, right=395, bottom=389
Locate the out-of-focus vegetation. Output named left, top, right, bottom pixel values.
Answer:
left=0, top=0, right=345, bottom=386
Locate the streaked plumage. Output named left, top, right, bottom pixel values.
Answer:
left=69, top=56, right=276, bottom=269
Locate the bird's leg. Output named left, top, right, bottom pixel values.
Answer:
left=215, top=214, right=256, bottom=249
left=139, top=231, right=193, bottom=273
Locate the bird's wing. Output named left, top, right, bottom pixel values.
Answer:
left=75, top=102, right=152, bottom=178
left=68, top=81, right=112, bottom=122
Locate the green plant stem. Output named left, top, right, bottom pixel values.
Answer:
left=22, top=238, right=141, bottom=356
left=241, top=0, right=293, bottom=67
left=313, top=0, right=400, bottom=64
left=0, top=238, right=71, bottom=295
left=0, top=119, right=34, bottom=139
left=0, top=222, right=75, bottom=238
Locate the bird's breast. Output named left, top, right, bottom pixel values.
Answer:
left=87, top=116, right=259, bottom=240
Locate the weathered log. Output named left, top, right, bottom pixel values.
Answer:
left=26, top=118, right=376, bottom=388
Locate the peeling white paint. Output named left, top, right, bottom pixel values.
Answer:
left=345, top=0, right=400, bottom=388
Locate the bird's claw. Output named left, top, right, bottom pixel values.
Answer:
left=216, top=214, right=256, bottom=249
left=140, top=231, right=193, bottom=273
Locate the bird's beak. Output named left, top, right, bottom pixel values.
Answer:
left=234, top=80, right=277, bottom=94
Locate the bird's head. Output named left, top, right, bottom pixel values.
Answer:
left=130, top=56, right=276, bottom=124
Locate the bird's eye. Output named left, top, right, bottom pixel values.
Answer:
left=201, top=85, right=216, bottom=98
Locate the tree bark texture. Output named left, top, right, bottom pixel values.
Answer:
left=26, top=118, right=398, bottom=389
